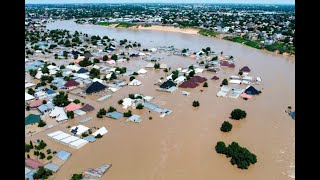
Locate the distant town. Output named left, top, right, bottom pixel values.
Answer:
left=26, top=3, right=295, bottom=55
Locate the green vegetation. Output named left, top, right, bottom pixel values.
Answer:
left=25, top=143, right=33, bottom=152
left=224, top=36, right=261, bottom=49
left=215, top=141, right=257, bottom=169
left=71, top=173, right=83, bottom=180
left=46, top=149, right=51, bottom=154
left=107, top=106, right=117, bottom=113
left=97, top=22, right=113, bottom=26
left=203, top=82, right=208, bottom=87
left=110, top=72, right=117, bottom=80
left=79, top=57, right=92, bottom=67
left=67, top=111, right=74, bottom=119
left=28, top=88, right=35, bottom=95
left=154, top=63, right=160, bottom=69
left=192, top=101, right=200, bottom=107
left=123, top=110, right=132, bottom=117
left=47, top=155, right=53, bottom=160
left=115, top=67, right=127, bottom=74
left=97, top=108, right=107, bottom=118
left=95, top=134, right=103, bottom=138
left=115, top=22, right=136, bottom=28
left=118, top=99, right=124, bottom=104
left=33, top=166, right=53, bottom=179
left=53, top=91, right=70, bottom=107
left=136, top=103, right=144, bottom=109
left=81, top=132, right=88, bottom=137
left=220, top=121, right=233, bottom=132
left=230, top=109, right=247, bottom=120
left=129, top=76, right=135, bottom=81
left=89, top=68, right=100, bottom=79
left=29, top=69, right=38, bottom=77
left=38, top=120, right=46, bottom=127
left=198, top=29, right=219, bottom=37
left=111, top=54, right=118, bottom=60
left=222, top=79, right=228, bottom=85
left=35, top=140, right=47, bottom=150
left=172, top=70, right=179, bottom=80
left=73, top=99, right=80, bottom=104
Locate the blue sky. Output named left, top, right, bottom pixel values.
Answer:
left=26, top=0, right=295, bottom=5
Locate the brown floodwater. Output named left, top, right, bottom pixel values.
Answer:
left=26, top=20, right=294, bottom=180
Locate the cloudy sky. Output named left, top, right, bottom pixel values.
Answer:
left=26, top=0, right=295, bottom=5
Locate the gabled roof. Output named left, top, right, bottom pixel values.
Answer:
left=244, top=86, right=260, bottom=95
left=86, top=82, right=107, bottom=94
left=179, top=80, right=199, bottom=88
left=25, top=158, right=43, bottom=169
left=80, top=104, right=95, bottom=112
left=106, top=111, right=123, bottom=119
left=29, top=99, right=43, bottom=108
left=25, top=114, right=41, bottom=125
left=211, top=76, right=219, bottom=80
left=240, top=66, right=251, bottom=72
left=55, top=150, right=71, bottom=161
left=65, top=102, right=82, bottom=112
left=64, top=80, right=80, bottom=88
left=160, top=80, right=176, bottom=89
left=190, top=76, right=207, bottom=83
left=77, top=68, right=89, bottom=74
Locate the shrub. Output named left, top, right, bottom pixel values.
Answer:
left=128, top=94, right=135, bottom=99
left=200, top=61, right=204, bottom=64
left=215, top=141, right=227, bottom=154
left=97, top=108, right=107, bottom=118
left=154, top=63, right=160, bottom=69
left=33, top=167, right=53, bottom=179
left=149, top=116, right=152, bottom=120
left=107, top=106, right=116, bottom=113
left=136, top=103, right=144, bottom=109
left=220, top=121, right=233, bottom=132
left=238, top=71, right=243, bottom=75
left=39, top=152, right=46, bottom=159
left=231, top=109, right=247, bottom=120
left=118, top=99, right=123, bottom=104
left=67, top=111, right=74, bottom=119
left=129, top=76, right=135, bottom=81
left=95, top=134, right=103, bottom=138
left=46, top=149, right=51, bottom=154
left=203, top=82, right=208, bottom=87
left=164, top=68, right=168, bottom=72
left=133, top=72, right=139, bottom=75
left=222, top=79, right=228, bottom=85
left=215, top=141, right=257, bottom=169
left=73, top=99, right=81, bottom=104
left=123, top=110, right=132, bottom=117
left=81, top=132, right=88, bottom=137
left=38, top=120, right=46, bottom=127
left=47, top=155, right=53, bottom=160
left=192, top=101, right=200, bottom=107
left=205, top=65, right=209, bottom=69
left=71, top=174, right=83, bottom=180
left=93, top=58, right=100, bottom=63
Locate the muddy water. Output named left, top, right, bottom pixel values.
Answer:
left=28, top=20, right=295, bottom=179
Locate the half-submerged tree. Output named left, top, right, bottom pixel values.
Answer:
left=230, top=109, right=247, bottom=120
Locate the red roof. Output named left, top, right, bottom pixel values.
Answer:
left=220, top=61, right=230, bottom=66
left=211, top=76, right=219, bottom=80
left=65, top=102, right=82, bottom=112
left=25, top=158, right=43, bottom=169
left=228, top=63, right=235, bottom=68
left=179, top=80, right=199, bottom=88
left=190, top=76, right=207, bottom=83
left=29, top=99, right=43, bottom=108
left=64, top=80, right=80, bottom=87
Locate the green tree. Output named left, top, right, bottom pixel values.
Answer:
left=103, top=55, right=108, bottom=61
left=215, top=141, right=227, bottom=154
left=222, top=79, right=228, bottom=85
left=220, top=121, right=233, bottom=132
left=95, top=134, right=103, bottom=138
left=53, top=91, right=70, bottom=107
left=39, top=152, right=46, bottom=159
left=89, top=68, right=100, bottom=79
left=118, top=99, right=123, bottom=104
left=111, top=54, right=118, bottom=60
left=73, top=99, right=80, bottom=104
left=73, top=54, right=79, bottom=59
left=231, top=109, right=247, bottom=120
left=47, top=155, right=53, bottom=160
left=38, top=120, right=46, bottom=127
left=71, top=174, right=83, bottom=180
left=67, top=111, right=74, bottom=119
left=203, top=82, right=208, bottom=87
left=28, top=88, right=35, bottom=95
left=192, top=101, right=200, bottom=107
left=107, top=106, right=117, bottom=113
left=129, top=76, right=135, bottom=81
left=188, top=70, right=195, bottom=77
left=123, top=110, right=132, bottom=117
left=97, top=108, right=107, bottom=118
left=154, top=63, right=160, bottom=69
left=79, top=57, right=92, bottom=67
left=93, top=58, right=100, bottom=63
left=33, top=167, right=53, bottom=179
left=46, top=149, right=51, bottom=154
left=136, top=103, right=144, bottom=110
left=110, top=72, right=117, bottom=80
left=29, top=69, right=38, bottom=77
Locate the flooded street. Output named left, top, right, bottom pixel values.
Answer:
left=28, top=20, right=295, bottom=179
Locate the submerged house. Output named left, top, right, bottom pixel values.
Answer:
left=240, top=66, right=251, bottom=73
left=85, top=82, right=107, bottom=94
left=160, top=80, right=176, bottom=89
left=25, top=114, right=41, bottom=126
left=244, top=86, right=260, bottom=95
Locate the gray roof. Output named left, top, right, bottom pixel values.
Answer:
left=44, top=163, right=60, bottom=173
left=55, top=150, right=72, bottom=161
left=129, top=114, right=141, bottom=123
left=25, top=169, right=37, bottom=180
left=143, top=102, right=159, bottom=110
left=83, top=135, right=97, bottom=142
left=80, top=117, right=93, bottom=123
left=37, top=102, right=54, bottom=113
left=106, top=111, right=123, bottom=120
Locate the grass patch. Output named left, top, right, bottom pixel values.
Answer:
left=224, top=36, right=262, bottom=49
left=96, top=22, right=113, bottom=26
left=115, top=22, right=136, bottom=28
left=198, top=29, right=219, bottom=37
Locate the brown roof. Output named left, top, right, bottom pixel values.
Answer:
left=211, top=76, right=219, bottom=80
left=190, top=76, right=207, bottom=83
left=64, top=80, right=80, bottom=87
left=240, top=66, right=251, bottom=72
left=25, top=158, right=43, bottom=169
left=179, top=80, right=199, bottom=88
left=228, top=63, right=235, bottom=68
left=80, top=104, right=95, bottom=112
left=220, top=61, right=230, bottom=66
